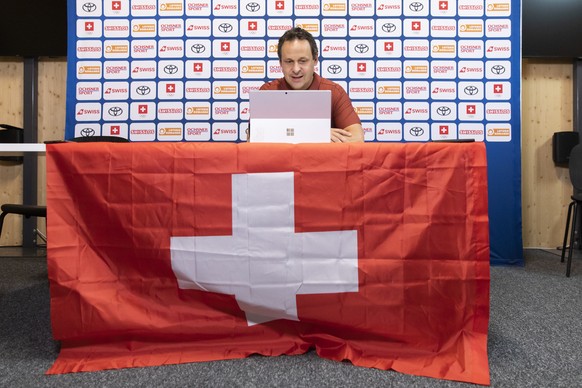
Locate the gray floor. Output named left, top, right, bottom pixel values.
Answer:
left=1, top=247, right=581, bottom=387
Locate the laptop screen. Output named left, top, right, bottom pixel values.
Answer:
left=248, top=90, right=332, bottom=143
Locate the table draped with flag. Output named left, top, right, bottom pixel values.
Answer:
left=45, top=142, right=490, bottom=385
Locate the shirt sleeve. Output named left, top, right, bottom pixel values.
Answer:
left=331, top=84, right=361, bottom=129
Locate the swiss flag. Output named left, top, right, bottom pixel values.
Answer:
left=45, top=143, right=490, bottom=385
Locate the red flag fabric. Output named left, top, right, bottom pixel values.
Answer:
left=45, top=142, right=490, bottom=384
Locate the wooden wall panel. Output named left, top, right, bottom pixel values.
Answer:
left=522, top=59, right=574, bottom=248
left=0, top=59, right=24, bottom=245
left=0, top=57, right=578, bottom=249
left=37, top=59, right=67, bottom=240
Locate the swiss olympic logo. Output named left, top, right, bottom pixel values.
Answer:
left=80, top=127, right=96, bottom=137
left=164, top=64, right=179, bottom=74
left=82, top=2, right=97, bottom=12
left=409, top=127, right=424, bottom=136
left=246, top=2, right=261, bottom=12
left=135, top=85, right=151, bottom=96
left=218, top=23, right=233, bottom=33
left=191, top=43, right=206, bottom=54
left=409, top=2, right=424, bottom=12
left=354, top=44, right=369, bottom=54
left=382, top=23, right=397, bottom=33
left=108, top=106, right=123, bottom=117
left=327, top=64, right=342, bottom=74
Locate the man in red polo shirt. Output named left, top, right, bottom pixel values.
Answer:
left=260, top=27, right=364, bottom=143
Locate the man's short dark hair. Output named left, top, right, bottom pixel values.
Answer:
left=277, top=27, right=318, bottom=61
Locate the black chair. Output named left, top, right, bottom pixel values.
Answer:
left=0, top=132, right=129, bottom=244
left=0, top=204, right=47, bottom=243
left=0, top=124, right=47, bottom=244
left=561, top=144, right=582, bottom=277
left=0, top=123, right=24, bottom=162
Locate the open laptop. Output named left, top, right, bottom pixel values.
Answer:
left=248, top=90, right=331, bottom=143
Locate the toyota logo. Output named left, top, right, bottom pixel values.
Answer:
left=191, top=43, right=206, bottom=54
left=80, top=128, right=96, bottom=137
left=164, top=64, right=179, bottom=74
left=409, top=127, right=424, bottom=137
left=135, top=85, right=151, bottom=96
left=491, top=65, right=506, bottom=75
left=82, top=2, right=97, bottom=12
left=464, top=85, right=479, bottom=96
left=327, top=64, right=342, bottom=74
left=218, top=23, right=233, bottom=33
left=246, top=2, right=261, bottom=12
left=108, top=106, right=123, bottom=117
left=436, top=106, right=451, bottom=116
left=354, top=44, right=369, bottom=54
left=382, top=23, right=397, bottom=33
left=409, top=2, right=424, bottom=12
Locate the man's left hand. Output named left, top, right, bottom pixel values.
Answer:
left=331, top=124, right=364, bottom=143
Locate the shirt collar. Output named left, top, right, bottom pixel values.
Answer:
left=282, top=73, right=321, bottom=90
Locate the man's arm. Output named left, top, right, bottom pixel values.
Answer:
left=331, top=123, right=364, bottom=143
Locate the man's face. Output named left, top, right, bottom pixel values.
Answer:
left=279, top=39, right=317, bottom=90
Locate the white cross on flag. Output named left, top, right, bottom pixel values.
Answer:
left=46, top=142, right=490, bottom=385
left=171, top=172, right=358, bottom=326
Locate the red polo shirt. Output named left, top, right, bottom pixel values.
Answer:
left=259, top=74, right=361, bottom=129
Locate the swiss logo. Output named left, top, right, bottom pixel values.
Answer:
left=357, top=63, right=367, bottom=72
left=411, top=21, right=422, bottom=31
left=112, top=1, right=121, bottom=11
left=439, top=1, right=448, bottom=11
left=193, top=62, right=204, bottom=72
left=276, top=0, right=285, bottom=10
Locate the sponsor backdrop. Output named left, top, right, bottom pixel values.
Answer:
left=65, top=0, right=522, bottom=265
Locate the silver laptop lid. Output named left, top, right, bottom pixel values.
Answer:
left=248, top=90, right=332, bottom=143
left=249, top=90, right=331, bottom=120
